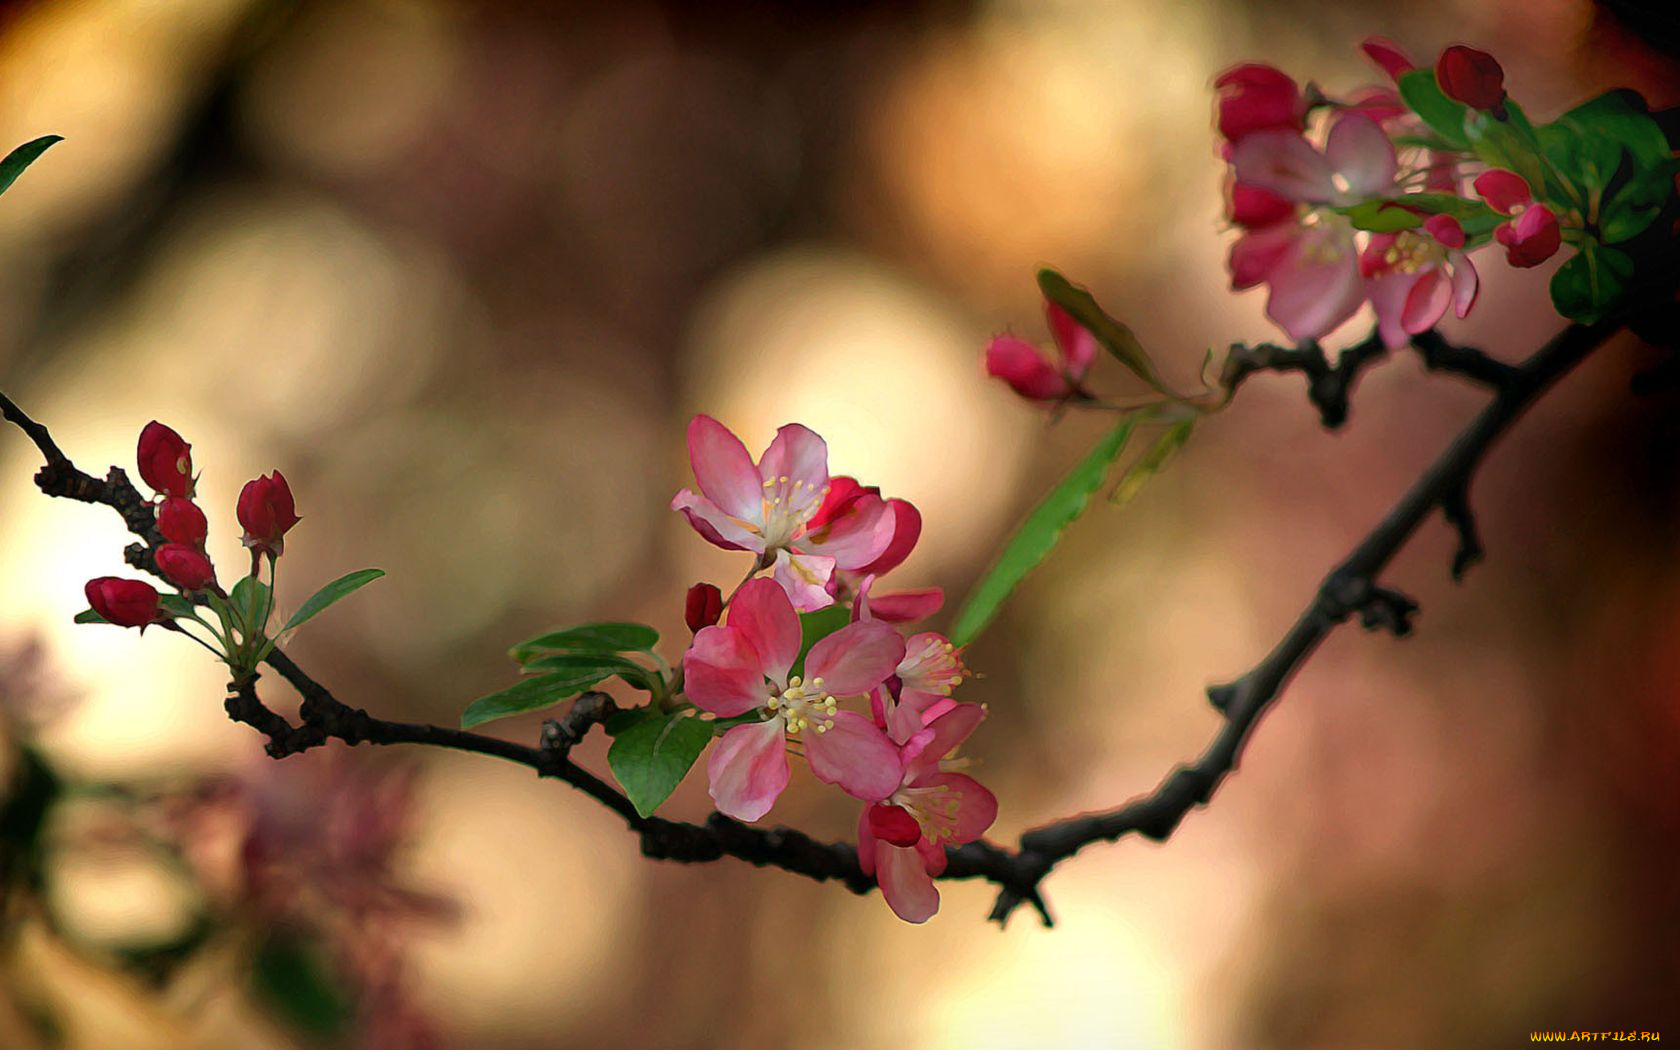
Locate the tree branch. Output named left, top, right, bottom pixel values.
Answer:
left=0, top=317, right=1622, bottom=925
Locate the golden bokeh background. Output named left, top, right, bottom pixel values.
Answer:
left=1, top=0, right=1678, bottom=1047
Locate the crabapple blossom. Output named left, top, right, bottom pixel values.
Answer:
left=871, top=631, right=970, bottom=745
left=684, top=582, right=724, bottom=634
left=238, top=471, right=300, bottom=561
left=983, top=300, right=1099, bottom=404
left=1435, top=45, right=1505, bottom=113
left=857, top=701, right=997, bottom=923
left=814, top=477, right=943, bottom=622
left=156, top=543, right=217, bottom=592
left=136, top=421, right=193, bottom=499
left=156, top=496, right=208, bottom=547
left=682, top=578, right=904, bottom=821
left=671, top=416, right=896, bottom=611
left=1360, top=215, right=1479, bottom=349
left=1474, top=170, right=1562, bottom=268
left=85, top=577, right=163, bottom=628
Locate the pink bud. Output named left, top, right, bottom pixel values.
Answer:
left=238, top=471, right=300, bottom=560
left=1495, top=205, right=1561, bottom=268
left=156, top=543, right=217, bottom=591
left=85, top=577, right=163, bottom=628
left=1214, top=63, right=1303, bottom=145
left=1423, top=214, right=1466, bottom=249
left=1472, top=169, right=1532, bottom=215
left=685, top=583, right=724, bottom=634
left=156, top=497, right=208, bottom=547
left=136, top=421, right=193, bottom=498
left=867, top=803, right=923, bottom=847
left=1435, top=45, right=1505, bottom=113
left=1359, top=37, right=1415, bottom=82
left=984, top=335, right=1069, bottom=402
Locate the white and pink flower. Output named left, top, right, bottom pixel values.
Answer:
left=857, top=702, right=997, bottom=923
left=672, top=416, right=897, bottom=611
left=684, top=578, right=904, bottom=821
left=1360, top=214, right=1479, bottom=349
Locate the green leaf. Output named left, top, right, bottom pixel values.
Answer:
left=230, top=576, right=271, bottom=636
left=0, top=136, right=61, bottom=199
left=791, top=604, right=852, bottom=681
left=606, top=709, right=713, bottom=817
left=73, top=609, right=107, bottom=624
left=460, top=668, right=616, bottom=728
left=522, top=651, right=655, bottom=692
left=1397, top=70, right=1470, bottom=151
left=1559, top=90, right=1671, bottom=172
left=1110, top=418, right=1195, bottom=505
left=250, top=935, right=354, bottom=1040
left=1549, top=244, right=1635, bottom=324
left=158, top=594, right=197, bottom=619
left=952, top=416, right=1138, bottom=646
left=509, top=622, right=660, bottom=664
left=1465, top=105, right=1547, bottom=197
left=1341, top=199, right=1423, bottom=233
left=279, top=568, right=385, bottom=634
left=1037, top=269, right=1182, bottom=399
left=708, top=711, right=769, bottom=735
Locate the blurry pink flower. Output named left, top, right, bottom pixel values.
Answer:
left=1474, top=170, right=1561, bottom=268
left=1229, top=214, right=1367, bottom=343
left=683, top=578, right=904, bottom=821
left=1359, top=36, right=1416, bottom=81
left=672, top=416, right=895, bottom=611
left=1214, top=63, right=1304, bottom=146
left=1231, top=113, right=1397, bottom=207
left=984, top=300, right=1099, bottom=403
left=1360, top=215, right=1479, bottom=348
left=857, top=702, right=997, bottom=923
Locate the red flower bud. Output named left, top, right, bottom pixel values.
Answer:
left=1495, top=204, right=1561, bottom=268
left=156, top=497, right=208, bottom=547
left=685, top=582, right=724, bottom=634
left=237, top=471, right=300, bottom=559
left=1435, top=45, right=1505, bottom=113
left=136, top=421, right=194, bottom=498
left=156, top=543, right=217, bottom=591
left=85, top=577, right=163, bottom=628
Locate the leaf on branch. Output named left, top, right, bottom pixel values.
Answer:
left=522, top=651, right=656, bottom=692
left=952, top=416, right=1138, bottom=646
left=509, top=622, right=660, bottom=665
left=0, top=135, right=62, bottom=199
left=158, top=594, right=197, bottom=619
left=1550, top=244, right=1634, bottom=324
left=606, top=708, right=713, bottom=817
left=230, top=576, right=271, bottom=636
left=1110, top=418, right=1195, bottom=504
left=72, top=609, right=106, bottom=624
left=1037, top=269, right=1185, bottom=400
left=792, top=605, right=851, bottom=680
left=280, top=568, right=385, bottom=634
left=1396, top=70, right=1470, bottom=151
left=461, top=668, right=622, bottom=728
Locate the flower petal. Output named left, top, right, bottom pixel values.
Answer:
left=1229, top=221, right=1298, bottom=291
left=905, top=701, right=985, bottom=781
left=854, top=498, right=921, bottom=577
left=864, top=587, right=944, bottom=624
left=876, top=842, right=940, bottom=923
left=1231, top=129, right=1336, bottom=204
left=800, top=491, right=895, bottom=570
left=687, top=415, right=764, bottom=521
left=671, top=489, right=761, bottom=552
left=1265, top=223, right=1365, bottom=342
left=1401, top=268, right=1452, bottom=335
left=924, top=772, right=998, bottom=843
left=757, top=423, right=829, bottom=504
left=726, top=578, right=801, bottom=686
left=806, top=620, right=905, bottom=696
left=1045, top=302, right=1098, bottom=378
left=804, top=710, right=903, bottom=801
left=1448, top=252, right=1479, bottom=318
left=682, top=625, right=768, bottom=717
left=984, top=336, right=1069, bottom=401
left=1360, top=37, right=1415, bottom=81
left=1365, top=272, right=1418, bottom=350
left=1473, top=169, right=1532, bottom=215
left=771, top=549, right=836, bottom=612
left=707, top=720, right=790, bottom=822
left=1325, top=113, right=1396, bottom=199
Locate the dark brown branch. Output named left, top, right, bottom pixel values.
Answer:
left=0, top=319, right=1621, bottom=925
left=1410, top=330, right=1522, bottom=389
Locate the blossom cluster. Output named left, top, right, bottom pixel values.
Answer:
left=673, top=416, right=996, bottom=922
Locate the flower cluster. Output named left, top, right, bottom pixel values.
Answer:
left=673, top=416, right=994, bottom=921
left=81, top=421, right=310, bottom=676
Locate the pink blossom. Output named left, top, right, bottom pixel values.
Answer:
left=672, top=416, right=897, bottom=611
left=683, top=578, right=904, bottom=821
left=857, top=702, right=997, bottom=923
left=870, top=631, right=969, bottom=745
left=1473, top=170, right=1561, bottom=269
left=1360, top=214, right=1479, bottom=349
left=1230, top=114, right=1397, bottom=208
left=1229, top=214, right=1367, bottom=343
left=1359, top=37, right=1416, bottom=82
left=983, top=300, right=1098, bottom=404
left=1213, top=64, right=1304, bottom=146
left=816, top=478, right=944, bottom=623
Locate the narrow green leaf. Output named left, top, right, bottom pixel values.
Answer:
left=73, top=609, right=107, bottom=624
left=158, top=595, right=197, bottom=619
left=460, top=669, right=615, bottom=728
left=1037, top=269, right=1181, bottom=399
left=1110, top=418, right=1195, bottom=504
left=1341, top=200, right=1423, bottom=233
left=279, top=568, right=385, bottom=634
left=607, top=709, right=713, bottom=817
left=0, top=136, right=61, bottom=198
left=1465, top=106, right=1547, bottom=197
left=791, top=605, right=852, bottom=680
left=522, top=651, right=655, bottom=691
left=509, top=622, right=660, bottom=664
left=230, top=576, right=271, bottom=636
left=952, top=417, right=1138, bottom=646
left=1397, top=70, right=1470, bottom=151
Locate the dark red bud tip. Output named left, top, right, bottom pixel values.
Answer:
left=685, top=583, right=724, bottom=634
left=156, top=543, right=217, bottom=592
left=237, top=470, right=300, bottom=559
left=85, top=577, right=163, bottom=628
left=156, top=497, right=209, bottom=547
left=867, top=803, right=923, bottom=847
left=136, top=421, right=194, bottom=499
left=1435, top=45, right=1505, bottom=113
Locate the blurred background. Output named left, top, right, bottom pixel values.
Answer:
left=0, top=0, right=1677, bottom=1046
